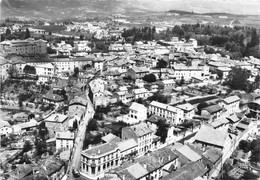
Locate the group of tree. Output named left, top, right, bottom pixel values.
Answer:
left=147, top=92, right=170, bottom=104
left=155, top=120, right=169, bottom=143
left=23, top=65, right=36, bottom=74
left=143, top=73, right=157, bottom=83
left=224, top=67, right=260, bottom=93
left=122, top=24, right=260, bottom=59
left=1, top=28, right=30, bottom=42
left=122, top=26, right=156, bottom=42
left=239, top=139, right=260, bottom=168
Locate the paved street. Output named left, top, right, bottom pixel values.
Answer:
left=67, top=93, right=94, bottom=179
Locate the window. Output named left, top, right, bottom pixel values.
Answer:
left=91, top=167, right=95, bottom=175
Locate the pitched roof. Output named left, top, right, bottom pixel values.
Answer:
left=45, top=114, right=68, bottom=123
left=56, top=131, right=74, bottom=140
left=162, top=161, right=207, bottom=180
left=129, top=102, right=147, bottom=112
left=82, top=142, right=118, bottom=158
left=176, top=103, right=194, bottom=111
left=210, top=118, right=229, bottom=128
left=131, top=66, right=149, bottom=73
left=118, top=138, right=138, bottom=152
left=101, top=133, right=121, bottom=143
left=194, top=125, right=228, bottom=148
left=150, top=101, right=178, bottom=113
left=223, top=95, right=240, bottom=104
left=226, top=114, right=240, bottom=123
left=176, top=145, right=202, bottom=162
left=123, top=123, right=153, bottom=138
left=0, top=120, right=11, bottom=128
left=69, top=96, right=88, bottom=106
left=146, top=115, right=167, bottom=124
left=202, top=104, right=222, bottom=114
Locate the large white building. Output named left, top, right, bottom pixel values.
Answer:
left=149, top=101, right=184, bottom=124
left=0, top=58, right=26, bottom=80
left=169, top=65, right=204, bottom=81
left=0, top=39, right=47, bottom=55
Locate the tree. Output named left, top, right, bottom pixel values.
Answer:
left=143, top=73, right=156, bottom=83
left=83, top=64, right=92, bottom=70
left=239, top=140, right=251, bottom=152
left=25, top=28, right=30, bottom=39
left=18, top=97, right=23, bottom=109
left=87, top=118, right=98, bottom=131
left=73, top=67, right=79, bottom=77
left=179, top=76, right=185, bottom=85
left=197, top=102, right=208, bottom=115
left=225, top=67, right=251, bottom=92
left=23, top=140, right=32, bottom=152
left=7, top=66, right=18, bottom=77
left=80, top=35, right=84, bottom=40
left=47, top=47, right=56, bottom=54
left=155, top=120, right=169, bottom=143
left=5, top=28, right=11, bottom=35
left=157, top=59, right=168, bottom=68
left=35, top=138, right=47, bottom=156
left=23, top=65, right=36, bottom=74
left=73, top=120, right=78, bottom=131
left=38, top=121, right=48, bottom=140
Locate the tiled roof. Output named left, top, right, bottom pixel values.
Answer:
left=146, top=115, right=167, bottom=124
left=210, top=118, right=229, bottom=128
left=150, top=101, right=178, bottom=113
left=223, top=95, right=240, bottom=104
left=162, top=161, right=207, bottom=180
left=102, top=133, right=121, bottom=143
left=45, top=114, right=68, bottom=123
left=118, top=138, right=138, bottom=152
left=131, top=66, right=149, bottom=73
left=82, top=142, right=118, bottom=158
left=226, top=114, right=240, bottom=123
left=132, top=88, right=148, bottom=94
left=202, top=104, right=222, bottom=114
left=56, top=131, right=74, bottom=140
left=43, top=92, right=64, bottom=102
left=69, top=96, right=88, bottom=106
left=176, top=145, right=202, bottom=162
left=176, top=103, right=194, bottom=111
left=0, top=120, right=11, bottom=128
left=129, top=102, right=147, bottom=112
left=194, top=125, right=228, bottom=148
left=124, top=123, right=153, bottom=138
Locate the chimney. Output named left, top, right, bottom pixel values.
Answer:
left=143, top=163, right=147, bottom=169
left=168, top=155, right=171, bottom=161
left=122, top=174, right=125, bottom=180
left=97, top=149, right=101, bottom=154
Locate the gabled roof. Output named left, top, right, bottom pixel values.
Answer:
left=0, top=120, right=11, bottom=128
left=118, top=138, right=138, bottom=152
left=123, top=123, right=153, bottom=138
left=162, top=161, right=207, bottom=180
left=223, top=95, right=240, bottom=104
left=150, top=101, right=178, bottom=113
left=45, top=114, right=68, bottom=123
left=130, top=66, right=149, bottom=73
left=56, top=131, right=74, bottom=140
left=129, top=102, right=147, bottom=112
left=210, top=118, right=229, bottom=128
left=176, top=103, right=194, bottom=111
left=226, top=114, right=240, bottom=123
left=69, top=96, right=88, bottom=106
left=175, top=145, right=202, bottom=162
left=202, top=104, right=222, bottom=114
left=102, top=133, right=121, bottom=143
left=194, top=125, right=228, bottom=148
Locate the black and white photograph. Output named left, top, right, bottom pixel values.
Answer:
left=1, top=0, right=260, bottom=179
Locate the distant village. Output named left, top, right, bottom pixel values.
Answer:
left=0, top=16, right=260, bottom=180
